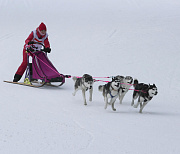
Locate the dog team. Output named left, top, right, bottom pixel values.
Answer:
left=72, top=74, right=158, bottom=113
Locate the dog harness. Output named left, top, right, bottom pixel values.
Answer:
left=109, top=91, right=118, bottom=98
left=82, top=83, right=90, bottom=91
left=108, top=86, right=120, bottom=98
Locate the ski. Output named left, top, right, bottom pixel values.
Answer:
left=45, top=82, right=65, bottom=87
left=4, top=80, right=46, bottom=88
left=30, top=80, right=64, bottom=87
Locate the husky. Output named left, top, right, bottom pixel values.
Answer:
left=72, top=74, right=94, bottom=105
left=131, top=79, right=158, bottom=113
left=116, top=75, right=133, bottom=104
left=98, top=76, right=121, bottom=111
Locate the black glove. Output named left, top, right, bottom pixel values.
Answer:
left=26, top=46, right=34, bottom=53
left=28, top=41, right=35, bottom=45
left=65, top=75, right=71, bottom=78
left=44, top=47, right=51, bottom=53
left=26, top=48, right=30, bottom=53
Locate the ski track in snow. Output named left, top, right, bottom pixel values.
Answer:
left=49, top=108, right=94, bottom=153
left=0, top=33, right=14, bottom=41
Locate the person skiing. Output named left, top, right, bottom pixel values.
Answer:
left=13, top=22, right=51, bottom=82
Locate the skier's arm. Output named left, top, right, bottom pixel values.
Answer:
left=25, top=32, right=34, bottom=45
left=44, top=37, right=50, bottom=48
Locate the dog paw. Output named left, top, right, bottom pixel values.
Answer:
left=133, top=105, right=138, bottom=108
left=72, top=93, right=75, bottom=96
left=113, top=108, right=116, bottom=111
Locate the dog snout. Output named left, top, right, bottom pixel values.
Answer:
left=90, top=86, right=92, bottom=89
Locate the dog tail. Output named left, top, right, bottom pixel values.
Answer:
left=98, top=85, right=104, bottom=92
left=72, top=76, right=77, bottom=82
left=133, top=79, right=138, bottom=88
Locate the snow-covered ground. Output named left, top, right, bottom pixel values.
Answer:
left=1, top=0, right=180, bottom=153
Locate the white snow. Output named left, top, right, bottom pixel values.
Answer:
left=1, top=0, right=180, bottom=153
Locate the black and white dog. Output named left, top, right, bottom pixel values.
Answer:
left=116, top=75, right=133, bottom=104
left=131, top=79, right=158, bottom=113
left=98, top=76, right=121, bottom=111
left=72, top=74, right=94, bottom=105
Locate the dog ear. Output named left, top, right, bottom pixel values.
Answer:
left=83, top=74, right=87, bottom=78
left=82, top=75, right=85, bottom=80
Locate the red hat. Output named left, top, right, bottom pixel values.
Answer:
left=38, top=22, right=47, bottom=31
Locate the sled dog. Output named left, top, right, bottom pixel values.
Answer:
left=98, top=76, right=121, bottom=111
left=116, top=75, right=133, bottom=104
left=131, top=79, right=158, bottom=113
left=72, top=74, right=94, bottom=105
